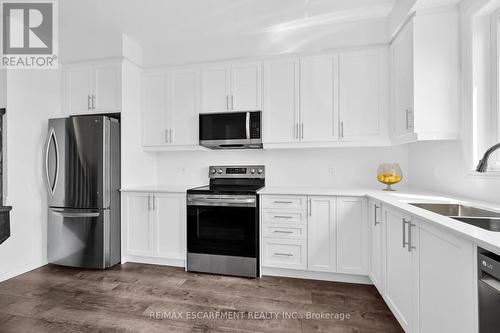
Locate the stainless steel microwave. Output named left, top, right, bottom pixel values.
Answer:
left=199, top=111, right=262, bottom=149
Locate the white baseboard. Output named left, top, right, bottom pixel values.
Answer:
left=0, top=259, right=46, bottom=283
left=123, top=255, right=185, bottom=268
left=261, top=267, right=372, bottom=285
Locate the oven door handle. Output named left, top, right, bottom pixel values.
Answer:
left=246, top=112, right=250, bottom=140
left=187, top=196, right=256, bottom=208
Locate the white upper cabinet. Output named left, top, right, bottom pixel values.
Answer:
left=171, top=68, right=200, bottom=146
left=390, top=9, right=459, bottom=144
left=300, top=54, right=338, bottom=142
left=202, top=65, right=230, bottom=112
left=231, top=62, right=262, bottom=111
left=202, top=62, right=262, bottom=112
left=339, top=49, right=388, bottom=141
left=307, top=196, right=337, bottom=273
left=93, top=64, right=122, bottom=112
left=63, top=60, right=121, bottom=114
left=263, top=58, right=299, bottom=143
left=142, top=67, right=200, bottom=148
left=336, top=197, right=368, bottom=275
left=142, top=73, right=169, bottom=147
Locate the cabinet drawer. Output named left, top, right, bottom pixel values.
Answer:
left=262, top=224, right=307, bottom=240
left=261, top=195, right=308, bottom=210
left=262, top=239, right=307, bottom=270
left=262, top=210, right=307, bottom=224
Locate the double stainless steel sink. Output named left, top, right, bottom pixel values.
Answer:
left=409, top=203, right=500, bottom=232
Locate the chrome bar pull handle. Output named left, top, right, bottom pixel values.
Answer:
left=300, top=123, right=304, bottom=140
left=274, top=252, right=293, bottom=257
left=226, top=95, right=229, bottom=110
left=402, top=218, right=409, bottom=248
left=408, top=222, right=416, bottom=252
left=88, top=95, right=91, bottom=110
left=374, top=204, right=380, bottom=225
left=152, top=195, right=156, bottom=210
left=165, top=129, right=168, bottom=143
left=148, top=195, right=151, bottom=210
left=231, top=95, right=234, bottom=110
left=169, top=129, right=172, bottom=143
left=92, top=95, right=96, bottom=109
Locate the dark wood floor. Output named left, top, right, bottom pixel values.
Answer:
left=0, top=263, right=403, bottom=333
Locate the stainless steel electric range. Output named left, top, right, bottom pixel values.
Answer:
left=186, top=165, right=265, bottom=278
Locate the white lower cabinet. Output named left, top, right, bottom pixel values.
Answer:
left=307, top=196, right=337, bottom=272
left=122, top=191, right=186, bottom=263
left=262, top=238, right=307, bottom=270
left=261, top=195, right=368, bottom=276
left=415, top=218, right=475, bottom=333
left=383, top=206, right=417, bottom=332
left=336, top=197, right=368, bottom=275
left=368, top=199, right=383, bottom=292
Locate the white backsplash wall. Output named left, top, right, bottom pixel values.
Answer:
left=408, top=141, right=500, bottom=204
left=157, top=146, right=409, bottom=188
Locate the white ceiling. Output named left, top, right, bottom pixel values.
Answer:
left=60, top=0, right=397, bottom=66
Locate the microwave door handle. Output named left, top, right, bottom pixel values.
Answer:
left=246, top=112, right=250, bottom=139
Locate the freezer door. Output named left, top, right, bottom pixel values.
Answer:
left=48, top=208, right=110, bottom=268
left=46, top=116, right=110, bottom=209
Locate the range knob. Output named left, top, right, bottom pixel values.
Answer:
left=250, top=169, right=256, bottom=174
left=257, top=168, right=263, bottom=174
left=211, top=168, right=217, bottom=174
left=218, top=168, right=223, bottom=174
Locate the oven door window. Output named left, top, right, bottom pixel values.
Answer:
left=187, top=205, right=257, bottom=257
left=200, top=112, right=247, bottom=140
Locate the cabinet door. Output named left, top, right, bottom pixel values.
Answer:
left=339, top=49, right=386, bottom=141
left=152, top=193, right=185, bottom=260
left=171, top=68, right=199, bottom=145
left=94, top=64, right=121, bottom=112
left=124, top=193, right=151, bottom=257
left=263, top=58, right=299, bottom=143
left=391, top=22, right=414, bottom=137
left=307, top=196, right=337, bottom=272
left=300, top=54, right=338, bottom=142
left=336, top=197, right=368, bottom=275
left=383, top=206, right=414, bottom=332
left=202, top=65, right=230, bottom=112
left=417, top=220, right=475, bottom=333
left=230, top=62, right=262, bottom=111
left=368, top=200, right=383, bottom=291
left=142, top=73, right=169, bottom=146
left=67, top=66, right=92, bottom=113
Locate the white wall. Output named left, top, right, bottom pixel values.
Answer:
left=121, top=60, right=157, bottom=188
left=0, top=70, right=61, bottom=281
left=156, top=146, right=409, bottom=189
left=408, top=141, right=500, bottom=203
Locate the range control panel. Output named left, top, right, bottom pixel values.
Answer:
left=209, top=165, right=265, bottom=179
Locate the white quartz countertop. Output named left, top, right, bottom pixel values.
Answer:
left=120, top=184, right=204, bottom=193
left=259, top=186, right=500, bottom=254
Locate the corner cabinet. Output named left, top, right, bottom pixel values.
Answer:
left=121, top=191, right=186, bottom=266
left=389, top=9, right=460, bottom=144
left=142, top=67, right=200, bottom=149
left=62, top=60, right=121, bottom=114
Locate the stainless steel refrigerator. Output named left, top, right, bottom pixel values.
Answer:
left=45, top=115, right=121, bottom=268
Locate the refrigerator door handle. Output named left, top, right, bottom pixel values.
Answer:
left=51, top=209, right=101, bottom=218
left=45, top=127, right=59, bottom=196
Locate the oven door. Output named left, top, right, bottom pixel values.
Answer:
left=187, top=194, right=258, bottom=258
